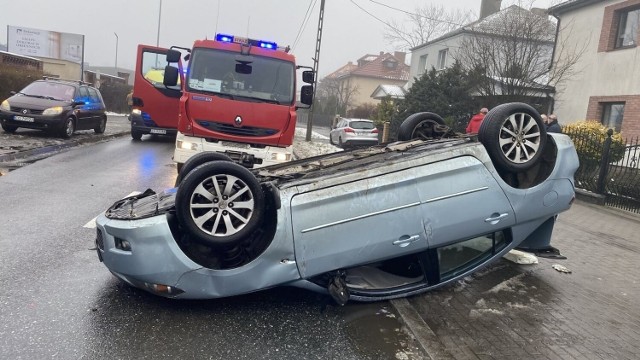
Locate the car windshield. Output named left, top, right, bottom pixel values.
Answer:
left=20, top=81, right=75, bottom=101
left=186, top=48, right=295, bottom=105
left=349, top=121, right=375, bottom=130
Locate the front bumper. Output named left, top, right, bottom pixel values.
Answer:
left=130, top=113, right=177, bottom=136
left=0, top=111, right=66, bottom=131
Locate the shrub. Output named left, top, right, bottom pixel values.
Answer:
left=562, top=120, right=625, bottom=163
left=0, top=67, right=44, bottom=100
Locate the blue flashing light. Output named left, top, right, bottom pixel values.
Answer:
left=258, top=41, right=277, bottom=50
left=216, top=34, right=234, bottom=43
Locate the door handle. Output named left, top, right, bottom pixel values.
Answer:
left=393, top=235, right=421, bottom=247
left=485, top=213, right=509, bottom=225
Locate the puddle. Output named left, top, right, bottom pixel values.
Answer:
left=342, top=303, right=423, bottom=360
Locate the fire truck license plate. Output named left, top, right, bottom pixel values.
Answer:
left=221, top=141, right=248, bottom=149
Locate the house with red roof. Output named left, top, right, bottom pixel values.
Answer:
left=324, top=51, right=409, bottom=111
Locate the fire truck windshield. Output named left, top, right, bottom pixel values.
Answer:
left=187, top=48, right=295, bottom=105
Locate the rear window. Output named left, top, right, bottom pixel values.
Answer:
left=349, top=121, right=375, bottom=130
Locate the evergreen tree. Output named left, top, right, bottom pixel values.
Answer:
left=391, top=61, right=476, bottom=138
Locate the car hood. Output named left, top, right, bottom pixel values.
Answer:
left=7, top=94, right=72, bottom=110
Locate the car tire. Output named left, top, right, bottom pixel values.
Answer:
left=60, top=117, right=75, bottom=138
left=2, top=124, right=18, bottom=133
left=176, top=161, right=265, bottom=247
left=478, top=102, right=547, bottom=172
left=329, top=134, right=335, bottom=146
left=131, top=129, right=143, bottom=141
left=338, top=137, right=344, bottom=148
left=94, top=116, right=107, bottom=134
left=397, top=112, right=445, bottom=141
left=174, top=152, right=233, bottom=187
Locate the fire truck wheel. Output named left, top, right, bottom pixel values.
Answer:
left=176, top=161, right=265, bottom=247
left=175, top=152, right=233, bottom=187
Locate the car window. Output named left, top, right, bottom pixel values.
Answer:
left=78, top=86, right=90, bottom=104
left=141, top=50, right=180, bottom=90
left=87, top=88, right=100, bottom=103
left=20, top=81, right=76, bottom=101
left=349, top=121, right=375, bottom=130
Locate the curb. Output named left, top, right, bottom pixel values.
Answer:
left=390, top=298, right=454, bottom=360
left=0, top=131, right=130, bottom=164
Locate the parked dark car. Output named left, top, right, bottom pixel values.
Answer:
left=95, top=103, right=578, bottom=304
left=0, top=78, right=107, bottom=138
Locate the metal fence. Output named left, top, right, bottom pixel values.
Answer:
left=563, top=127, right=640, bottom=214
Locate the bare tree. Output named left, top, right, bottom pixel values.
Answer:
left=383, top=4, right=474, bottom=51
left=454, top=6, right=587, bottom=107
left=316, top=77, right=359, bottom=116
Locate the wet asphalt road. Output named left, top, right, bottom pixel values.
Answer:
left=0, top=136, right=425, bottom=360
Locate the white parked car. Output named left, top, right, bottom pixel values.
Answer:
left=329, top=118, right=379, bottom=148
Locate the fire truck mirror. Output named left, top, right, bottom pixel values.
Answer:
left=300, top=85, right=313, bottom=105
left=166, top=50, right=181, bottom=63
left=302, top=70, right=314, bottom=84
left=235, top=62, right=253, bottom=75
left=163, top=66, right=179, bottom=87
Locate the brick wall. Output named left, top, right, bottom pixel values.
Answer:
left=598, top=0, right=640, bottom=52
left=587, top=95, right=640, bottom=141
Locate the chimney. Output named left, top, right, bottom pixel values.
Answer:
left=479, top=0, right=502, bottom=20
left=394, top=51, right=406, bottom=64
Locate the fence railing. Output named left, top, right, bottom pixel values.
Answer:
left=562, top=127, right=640, bottom=214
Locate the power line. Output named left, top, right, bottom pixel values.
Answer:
left=292, top=0, right=318, bottom=51
left=365, top=0, right=466, bottom=27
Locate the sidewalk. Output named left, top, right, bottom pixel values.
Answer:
left=400, top=200, right=640, bottom=359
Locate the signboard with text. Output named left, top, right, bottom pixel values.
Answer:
left=7, top=25, right=84, bottom=64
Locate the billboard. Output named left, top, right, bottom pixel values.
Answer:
left=7, top=25, right=84, bottom=64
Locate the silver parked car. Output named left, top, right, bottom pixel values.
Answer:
left=329, top=118, right=379, bottom=148
left=95, top=103, right=578, bottom=304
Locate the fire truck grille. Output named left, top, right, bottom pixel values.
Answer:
left=196, top=120, right=278, bottom=137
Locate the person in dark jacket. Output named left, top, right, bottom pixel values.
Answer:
left=546, top=114, right=562, bottom=133
left=466, top=107, right=488, bottom=133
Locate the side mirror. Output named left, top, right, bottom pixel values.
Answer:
left=302, top=70, right=314, bottom=84
left=10, top=91, right=16, bottom=95
left=300, top=85, right=313, bottom=105
left=73, top=100, right=86, bottom=107
left=163, top=66, right=179, bottom=87
left=166, top=49, right=181, bottom=63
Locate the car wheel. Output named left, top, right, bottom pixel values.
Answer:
left=174, top=152, right=233, bottom=187
left=94, top=116, right=107, bottom=134
left=338, top=137, right=344, bottom=148
left=131, top=129, right=143, bottom=141
left=478, top=102, right=547, bottom=172
left=175, top=161, right=265, bottom=247
left=60, top=117, right=75, bottom=138
left=1, top=124, right=18, bottom=133
left=397, top=112, right=445, bottom=141
left=329, top=134, right=335, bottom=145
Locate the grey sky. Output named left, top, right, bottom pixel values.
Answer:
left=0, top=0, right=555, bottom=77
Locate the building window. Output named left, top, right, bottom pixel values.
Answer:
left=616, top=8, right=640, bottom=48
left=601, top=103, right=625, bottom=132
left=437, top=49, right=448, bottom=70
left=418, top=54, right=428, bottom=76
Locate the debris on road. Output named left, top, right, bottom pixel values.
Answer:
left=552, top=264, right=572, bottom=274
left=503, top=249, right=539, bottom=264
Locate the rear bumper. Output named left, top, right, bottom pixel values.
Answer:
left=130, top=113, right=177, bottom=136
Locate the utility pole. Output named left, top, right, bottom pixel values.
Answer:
left=114, top=32, right=119, bottom=71
left=156, top=0, right=162, bottom=47
left=305, top=0, right=325, bottom=142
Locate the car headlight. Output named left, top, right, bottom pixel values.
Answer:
left=43, top=106, right=63, bottom=116
left=271, top=152, right=291, bottom=162
left=176, top=140, right=200, bottom=151
left=0, top=100, right=9, bottom=111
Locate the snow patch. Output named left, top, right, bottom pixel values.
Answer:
left=485, top=273, right=527, bottom=294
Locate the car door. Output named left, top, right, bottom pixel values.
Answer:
left=133, top=45, right=181, bottom=130
left=74, top=86, right=92, bottom=130
left=290, top=167, right=428, bottom=278
left=87, top=87, right=102, bottom=128
left=413, top=155, right=516, bottom=248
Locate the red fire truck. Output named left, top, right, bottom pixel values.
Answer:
left=136, top=34, right=315, bottom=171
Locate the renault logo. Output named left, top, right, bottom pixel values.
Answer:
left=22, top=109, right=28, bottom=114
left=234, top=116, right=243, bottom=127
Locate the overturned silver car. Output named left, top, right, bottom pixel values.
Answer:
left=95, top=103, right=579, bottom=304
